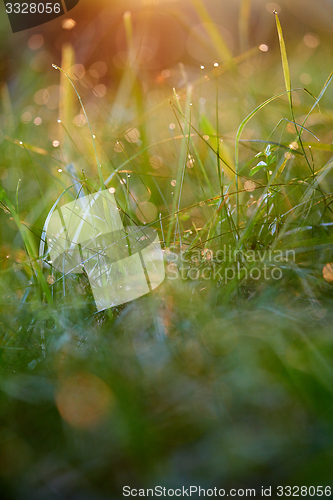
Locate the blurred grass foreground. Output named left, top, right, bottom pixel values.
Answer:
left=1, top=0, right=333, bottom=497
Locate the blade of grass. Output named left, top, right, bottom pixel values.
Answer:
left=166, top=87, right=192, bottom=246
left=191, top=0, right=233, bottom=63
left=59, top=44, right=75, bottom=164
left=274, top=11, right=292, bottom=108
left=235, top=88, right=304, bottom=229
left=239, top=0, right=251, bottom=52
left=0, top=189, right=52, bottom=304
left=52, top=64, right=104, bottom=191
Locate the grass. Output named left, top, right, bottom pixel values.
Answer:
left=1, top=7, right=333, bottom=498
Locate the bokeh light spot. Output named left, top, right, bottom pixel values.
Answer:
left=62, top=18, right=76, bottom=30
left=266, top=3, right=281, bottom=14
left=47, top=275, right=56, bottom=285
left=45, top=86, right=64, bottom=110
left=244, top=180, right=256, bottom=192
left=73, top=114, right=86, bottom=127
left=187, top=155, right=195, bottom=168
left=93, top=84, right=107, bottom=98
left=161, top=69, right=170, bottom=78
left=130, top=184, right=151, bottom=204
left=34, top=89, right=49, bottom=106
left=89, top=61, right=108, bottom=79
left=300, top=73, right=312, bottom=85
left=323, top=264, right=333, bottom=282
left=55, top=372, right=114, bottom=429
left=125, top=128, right=140, bottom=143
left=150, top=155, right=163, bottom=169
left=68, top=64, right=85, bottom=81
left=27, top=34, right=44, bottom=50
left=136, top=202, right=157, bottom=223
left=303, top=33, right=320, bottom=48
left=21, top=112, right=32, bottom=124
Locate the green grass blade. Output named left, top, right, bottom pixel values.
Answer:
left=52, top=64, right=104, bottom=191
left=0, top=189, right=52, bottom=304
left=191, top=0, right=233, bottom=62
left=274, top=11, right=292, bottom=107
left=302, top=70, right=333, bottom=129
